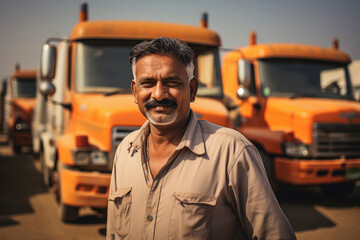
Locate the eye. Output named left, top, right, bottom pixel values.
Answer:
left=166, top=79, right=182, bottom=87
left=140, top=79, right=155, bottom=88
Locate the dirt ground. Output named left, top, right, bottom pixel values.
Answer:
left=0, top=133, right=360, bottom=240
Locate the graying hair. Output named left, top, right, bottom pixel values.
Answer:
left=129, top=37, right=195, bottom=81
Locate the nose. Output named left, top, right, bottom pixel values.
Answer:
left=152, top=81, right=168, bottom=101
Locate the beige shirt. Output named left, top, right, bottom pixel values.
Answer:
left=107, top=110, right=296, bottom=240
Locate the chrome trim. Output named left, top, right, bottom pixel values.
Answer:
left=312, top=123, right=360, bottom=158
left=110, top=126, right=139, bottom=166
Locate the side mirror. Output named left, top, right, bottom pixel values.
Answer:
left=40, top=44, right=56, bottom=80
left=238, top=59, right=251, bottom=88
left=237, top=87, right=250, bottom=99
left=237, top=60, right=251, bottom=99
left=39, top=81, right=56, bottom=96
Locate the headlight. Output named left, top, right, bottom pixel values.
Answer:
left=15, top=121, right=30, bottom=131
left=73, top=150, right=108, bottom=165
left=284, top=142, right=311, bottom=158
left=74, top=151, right=90, bottom=165
left=90, top=151, right=107, bottom=165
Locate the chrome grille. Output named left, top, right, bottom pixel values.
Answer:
left=112, top=126, right=139, bottom=155
left=312, top=123, right=360, bottom=158
left=108, top=126, right=140, bottom=169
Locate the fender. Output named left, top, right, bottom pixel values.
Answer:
left=40, top=131, right=57, bottom=170
left=32, top=123, right=46, bottom=154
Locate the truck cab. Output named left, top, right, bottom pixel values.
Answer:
left=35, top=3, right=231, bottom=222
left=222, top=32, right=360, bottom=197
left=6, top=64, right=36, bottom=154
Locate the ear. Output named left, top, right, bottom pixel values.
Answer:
left=189, top=78, right=198, bottom=102
left=131, top=79, right=138, bottom=104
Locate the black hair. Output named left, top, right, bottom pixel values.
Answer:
left=129, top=37, right=194, bottom=67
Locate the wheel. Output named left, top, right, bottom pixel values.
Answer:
left=320, top=181, right=356, bottom=198
left=12, top=144, right=22, bottom=154
left=59, top=200, right=79, bottom=223
left=259, top=149, right=280, bottom=194
left=40, top=150, right=53, bottom=188
left=10, top=140, right=22, bottom=154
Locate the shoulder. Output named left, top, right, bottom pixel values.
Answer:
left=198, top=120, right=253, bottom=148
left=197, top=120, right=261, bottom=173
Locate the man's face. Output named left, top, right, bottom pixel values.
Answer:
left=131, top=54, right=197, bottom=128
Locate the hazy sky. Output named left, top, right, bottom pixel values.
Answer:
left=0, top=0, right=359, bottom=79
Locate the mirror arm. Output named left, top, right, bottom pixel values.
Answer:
left=50, top=100, right=72, bottom=112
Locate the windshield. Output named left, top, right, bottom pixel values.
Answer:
left=75, top=41, right=134, bottom=93
left=194, top=48, right=223, bottom=98
left=74, top=40, right=223, bottom=98
left=12, top=78, right=36, bottom=98
left=259, top=59, right=354, bottom=100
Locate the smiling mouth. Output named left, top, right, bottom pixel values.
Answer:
left=153, top=106, right=172, bottom=111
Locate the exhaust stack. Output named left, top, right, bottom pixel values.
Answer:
left=201, top=12, right=208, bottom=28
left=15, top=63, right=20, bottom=72
left=249, top=31, right=257, bottom=46
left=79, top=2, right=88, bottom=22
left=333, top=38, right=339, bottom=50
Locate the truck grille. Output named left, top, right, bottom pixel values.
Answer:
left=312, top=123, right=360, bottom=158
left=112, top=126, right=140, bottom=156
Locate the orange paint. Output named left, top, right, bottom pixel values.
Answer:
left=222, top=31, right=360, bottom=187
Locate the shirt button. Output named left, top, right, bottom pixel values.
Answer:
left=147, top=215, right=153, bottom=221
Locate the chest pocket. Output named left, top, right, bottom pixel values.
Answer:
left=108, top=187, right=132, bottom=239
left=169, top=192, right=217, bottom=240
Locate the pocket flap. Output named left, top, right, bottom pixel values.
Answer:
left=173, top=192, right=217, bottom=206
left=109, top=187, right=132, bottom=201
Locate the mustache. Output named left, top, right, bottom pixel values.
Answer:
left=145, top=98, right=178, bottom=110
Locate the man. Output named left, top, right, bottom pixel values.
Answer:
left=107, top=37, right=296, bottom=240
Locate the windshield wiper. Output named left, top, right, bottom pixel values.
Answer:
left=289, top=92, right=322, bottom=99
left=104, top=88, right=132, bottom=96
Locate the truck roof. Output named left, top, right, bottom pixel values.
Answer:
left=70, top=20, right=221, bottom=46
left=11, top=69, right=37, bottom=79
left=226, top=43, right=351, bottom=63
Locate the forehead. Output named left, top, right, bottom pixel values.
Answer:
left=135, top=54, right=186, bottom=75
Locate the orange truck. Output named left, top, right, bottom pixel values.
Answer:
left=5, top=64, right=36, bottom=154
left=222, top=32, right=360, bottom=197
left=35, top=3, right=230, bottom=222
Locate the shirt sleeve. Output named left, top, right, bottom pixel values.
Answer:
left=106, top=155, right=118, bottom=240
left=228, top=145, right=297, bottom=240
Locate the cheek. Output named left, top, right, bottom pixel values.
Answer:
left=137, top=89, right=152, bottom=103
left=174, top=89, right=191, bottom=105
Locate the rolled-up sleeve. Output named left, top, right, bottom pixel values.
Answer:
left=228, top=145, right=297, bottom=240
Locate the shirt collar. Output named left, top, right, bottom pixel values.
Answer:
left=177, top=109, right=205, bottom=155
left=128, top=109, right=205, bottom=156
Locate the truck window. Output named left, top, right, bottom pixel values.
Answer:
left=320, top=68, right=346, bottom=96
left=259, top=59, right=353, bottom=100
left=74, top=41, right=134, bottom=93
left=12, top=78, right=36, bottom=98
left=194, top=48, right=223, bottom=98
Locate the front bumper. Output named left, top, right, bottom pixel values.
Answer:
left=275, top=157, right=360, bottom=185
left=13, top=131, right=32, bottom=146
left=60, top=167, right=111, bottom=208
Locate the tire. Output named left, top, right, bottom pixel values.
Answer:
left=320, top=181, right=356, bottom=198
left=12, top=144, right=22, bottom=154
left=259, top=149, right=280, bottom=194
left=9, top=137, right=21, bottom=154
left=59, top=200, right=79, bottom=223
left=40, top=150, right=53, bottom=188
